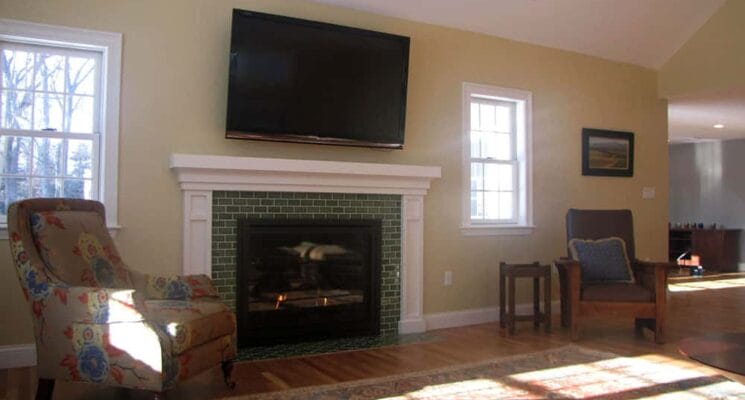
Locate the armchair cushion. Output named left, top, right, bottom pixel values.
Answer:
left=569, top=237, right=634, bottom=283
left=31, top=211, right=132, bottom=288
left=143, top=299, right=235, bottom=355
left=582, top=283, right=654, bottom=302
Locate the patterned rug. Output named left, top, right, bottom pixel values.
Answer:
left=235, top=345, right=745, bottom=399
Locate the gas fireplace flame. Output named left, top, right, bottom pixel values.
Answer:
left=275, top=293, right=287, bottom=310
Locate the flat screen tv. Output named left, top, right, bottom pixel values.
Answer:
left=226, top=10, right=410, bottom=149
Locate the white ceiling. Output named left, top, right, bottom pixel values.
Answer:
left=669, top=88, right=745, bottom=143
left=310, top=0, right=725, bottom=69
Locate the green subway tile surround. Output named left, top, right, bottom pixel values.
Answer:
left=212, top=191, right=402, bottom=336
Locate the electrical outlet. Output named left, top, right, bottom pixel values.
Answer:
left=642, top=187, right=656, bottom=199
left=444, top=271, right=453, bottom=286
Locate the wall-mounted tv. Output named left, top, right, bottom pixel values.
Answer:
left=226, top=10, right=410, bottom=149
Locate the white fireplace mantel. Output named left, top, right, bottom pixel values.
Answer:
left=170, top=154, right=441, bottom=334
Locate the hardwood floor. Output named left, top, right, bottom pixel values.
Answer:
left=2, top=272, right=745, bottom=399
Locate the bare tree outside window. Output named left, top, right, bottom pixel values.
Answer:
left=0, top=43, right=98, bottom=220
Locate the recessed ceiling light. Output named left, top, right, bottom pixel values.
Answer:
left=713, top=124, right=725, bottom=129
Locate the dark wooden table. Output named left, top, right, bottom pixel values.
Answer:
left=499, top=262, right=552, bottom=335
left=679, top=332, right=745, bottom=375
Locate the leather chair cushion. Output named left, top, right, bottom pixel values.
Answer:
left=582, top=283, right=654, bottom=303
left=143, top=299, right=236, bottom=355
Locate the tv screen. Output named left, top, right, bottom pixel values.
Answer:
left=226, top=10, right=410, bottom=149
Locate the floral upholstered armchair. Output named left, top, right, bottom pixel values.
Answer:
left=7, top=199, right=236, bottom=399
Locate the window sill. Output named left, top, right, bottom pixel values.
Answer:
left=0, top=225, right=121, bottom=240
left=461, top=224, right=535, bottom=236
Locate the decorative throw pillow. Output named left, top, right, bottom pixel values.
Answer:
left=568, top=237, right=634, bottom=283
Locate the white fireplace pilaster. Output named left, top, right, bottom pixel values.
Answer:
left=170, top=154, right=441, bottom=334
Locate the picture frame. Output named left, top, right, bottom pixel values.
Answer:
left=581, top=128, right=634, bottom=177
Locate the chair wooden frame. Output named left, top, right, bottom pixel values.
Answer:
left=555, top=258, right=668, bottom=343
left=555, top=209, right=672, bottom=344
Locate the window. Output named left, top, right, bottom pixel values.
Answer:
left=0, top=19, right=121, bottom=237
left=462, top=83, right=533, bottom=235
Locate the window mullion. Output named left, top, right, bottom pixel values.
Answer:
left=30, top=52, right=38, bottom=131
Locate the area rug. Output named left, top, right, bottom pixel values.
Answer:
left=236, top=345, right=745, bottom=399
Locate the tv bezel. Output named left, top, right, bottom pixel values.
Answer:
left=226, top=9, right=410, bottom=149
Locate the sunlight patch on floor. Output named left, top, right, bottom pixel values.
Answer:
left=669, top=277, right=745, bottom=292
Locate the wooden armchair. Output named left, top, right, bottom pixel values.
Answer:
left=554, top=209, right=670, bottom=343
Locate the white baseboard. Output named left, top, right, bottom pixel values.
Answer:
left=424, top=301, right=560, bottom=331
left=398, top=317, right=427, bottom=334
left=0, top=344, right=36, bottom=369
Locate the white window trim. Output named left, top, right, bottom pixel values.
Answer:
left=461, top=82, right=534, bottom=236
left=0, top=19, right=121, bottom=239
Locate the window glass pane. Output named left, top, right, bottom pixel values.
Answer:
left=0, top=136, right=32, bottom=174
left=470, top=131, right=482, bottom=158
left=470, top=191, right=483, bottom=219
left=67, top=56, right=97, bottom=96
left=1, top=90, right=33, bottom=130
left=1, top=49, right=35, bottom=90
left=33, top=92, right=64, bottom=131
left=484, top=191, right=499, bottom=220
left=32, top=137, right=63, bottom=177
left=499, top=192, right=514, bottom=220
left=470, top=162, right=483, bottom=190
left=470, top=102, right=480, bottom=131
left=494, top=105, right=512, bottom=133
left=479, top=103, right=496, bottom=131
left=67, top=95, right=94, bottom=133
left=62, top=178, right=92, bottom=199
left=0, top=177, right=30, bottom=218
left=35, top=53, right=65, bottom=94
left=66, top=139, right=93, bottom=178
left=32, top=177, right=62, bottom=198
left=484, top=164, right=514, bottom=191
left=482, top=133, right=511, bottom=160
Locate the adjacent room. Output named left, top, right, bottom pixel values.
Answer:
left=1, top=0, right=744, bottom=399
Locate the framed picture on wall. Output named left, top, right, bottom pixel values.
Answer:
left=581, top=128, right=634, bottom=177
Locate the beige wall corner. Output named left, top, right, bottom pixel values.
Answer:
left=659, top=0, right=744, bottom=98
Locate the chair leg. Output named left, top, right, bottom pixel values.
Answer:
left=654, top=316, right=665, bottom=344
left=35, top=378, right=54, bottom=400
left=152, top=391, right=168, bottom=400
left=222, top=360, right=236, bottom=389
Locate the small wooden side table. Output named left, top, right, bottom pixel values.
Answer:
left=499, top=262, right=552, bottom=335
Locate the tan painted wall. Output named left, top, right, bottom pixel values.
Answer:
left=659, top=0, right=745, bottom=98
left=0, top=0, right=669, bottom=345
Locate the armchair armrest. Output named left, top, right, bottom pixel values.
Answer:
left=553, top=258, right=582, bottom=333
left=38, top=285, right=142, bottom=324
left=630, top=260, right=673, bottom=294
left=130, top=270, right=220, bottom=300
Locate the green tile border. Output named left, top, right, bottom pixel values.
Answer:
left=212, top=191, right=402, bottom=336
left=236, top=332, right=440, bottom=361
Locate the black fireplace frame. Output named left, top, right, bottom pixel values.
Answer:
left=236, top=218, right=382, bottom=346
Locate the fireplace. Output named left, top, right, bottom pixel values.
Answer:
left=170, top=154, right=441, bottom=335
left=237, top=218, right=381, bottom=345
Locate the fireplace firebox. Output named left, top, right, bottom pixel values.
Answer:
left=237, top=219, right=381, bottom=345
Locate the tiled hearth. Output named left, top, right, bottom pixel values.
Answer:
left=211, top=191, right=402, bottom=335
left=170, top=154, right=440, bottom=334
